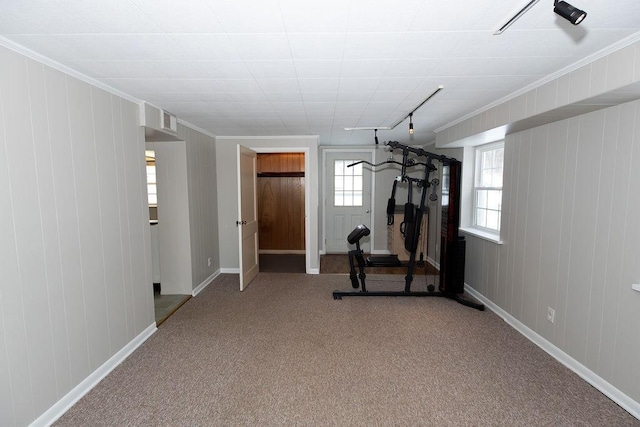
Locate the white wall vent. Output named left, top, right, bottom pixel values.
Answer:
left=161, top=110, right=177, bottom=133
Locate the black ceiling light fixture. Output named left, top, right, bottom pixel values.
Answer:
left=553, top=0, right=587, bottom=25
left=344, top=85, right=444, bottom=137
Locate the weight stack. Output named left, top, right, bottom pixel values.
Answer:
left=440, top=236, right=466, bottom=295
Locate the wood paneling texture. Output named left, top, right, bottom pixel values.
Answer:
left=462, top=99, right=640, bottom=405
left=257, top=153, right=305, bottom=250
left=0, top=46, right=153, bottom=426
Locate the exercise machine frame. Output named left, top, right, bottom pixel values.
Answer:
left=332, top=140, right=484, bottom=311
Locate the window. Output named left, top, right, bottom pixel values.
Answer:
left=334, top=160, right=363, bottom=206
left=474, top=142, right=503, bottom=232
left=145, top=150, right=157, bottom=206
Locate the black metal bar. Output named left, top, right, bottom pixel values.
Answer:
left=332, top=289, right=485, bottom=311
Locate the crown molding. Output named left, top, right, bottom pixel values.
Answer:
left=0, top=35, right=141, bottom=104
left=435, top=30, right=640, bottom=133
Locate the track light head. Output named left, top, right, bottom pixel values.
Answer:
left=554, top=0, right=587, bottom=25
left=409, top=114, right=414, bottom=135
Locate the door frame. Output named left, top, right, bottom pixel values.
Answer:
left=250, top=146, right=311, bottom=273
left=322, top=148, right=376, bottom=254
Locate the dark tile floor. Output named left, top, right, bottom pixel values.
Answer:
left=154, top=293, right=190, bottom=326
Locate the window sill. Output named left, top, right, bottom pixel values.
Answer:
left=459, top=227, right=503, bottom=244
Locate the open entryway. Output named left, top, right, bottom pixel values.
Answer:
left=256, top=152, right=306, bottom=273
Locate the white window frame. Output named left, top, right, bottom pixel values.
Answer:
left=473, top=141, right=504, bottom=235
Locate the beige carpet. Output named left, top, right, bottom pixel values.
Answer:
left=55, top=273, right=638, bottom=426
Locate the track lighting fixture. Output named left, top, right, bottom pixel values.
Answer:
left=553, top=0, right=586, bottom=25
left=344, top=85, right=444, bottom=134
left=493, top=0, right=540, bottom=35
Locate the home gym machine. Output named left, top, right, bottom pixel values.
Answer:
left=332, top=140, right=484, bottom=311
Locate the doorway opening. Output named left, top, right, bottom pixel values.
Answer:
left=257, top=152, right=306, bottom=273
left=145, top=144, right=191, bottom=325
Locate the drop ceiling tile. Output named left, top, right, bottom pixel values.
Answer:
left=336, top=92, right=372, bottom=102
left=338, top=78, right=381, bottom=93
left=52, top=34, right=184, bottom=61
left=293, top=60, right=343, bottom=78
left=302, top=92, right=338, bottom=102
left=0, top=10, right=40, bottom=34
left=228, top=92, right=270, bottom=102
left=263, top=92, right=303, bottom=102
left=340, top=60, right=392, bottom=78
left=212, top=0, right=286, bottom=33
left=257, top=78, right=300, bottom=92
left=171, top=35, right=240, bottom=61
left=272, top=102, right=307, bottom=114
left=430, top=58, right=493, bottom=77
left=347, top=0, right=425, bottom=32
left=216, top=79, right=263, bottom=93
left=408, top=1, right=496, bottom=31
left=242, top=103, right=277, bottom=114
left=279, top=0, right=349, bottom=32
left=299, top=78, right=341, bottom=92
left=394, top=32, right=461, bottom=59
left=334, top=102, right=368, bottom=115
left=157, top=61, right=211, bottom=78
left=288, top=33, right=346, bottom=60
left=196, top=92, right=235, bottom=102
left=246, top=60, right=297, bottom=79
left=304, top=103, right=336, bottom=115
left=229, top=34, right=292, bottom=61
left=171, top=79, right=226, bottom=93
left=131, top=0, right=225, bottom=33
left=343, top=33, right=405, bottom=60
left=369, top=91, right=411, bottom=103
left=376, top=77, right=423, bottom=92
left=384, top=59, right=439, bottom=78
left=198, top=61, right=253, bottom=79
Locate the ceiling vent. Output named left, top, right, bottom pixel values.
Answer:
left=161, top=110, right=177, bottom=133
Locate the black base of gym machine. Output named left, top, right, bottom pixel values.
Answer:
left=332, top=141, right=484, bottom=311
left=331, top=224, right=484, bottom=311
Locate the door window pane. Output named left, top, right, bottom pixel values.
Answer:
left=334, top=160, right=363, bottom=207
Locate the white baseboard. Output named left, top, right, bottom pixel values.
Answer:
left=220, top=268, right=240, bottom=274
left=192, top=269, right=221, bottom=296
left=464, top=284, right=640, bottom=421
left=308, top=268, right=320, bottom=274
left=427, top=256, right=440, bottom=270
left=30, top=323, right=157, bottom=427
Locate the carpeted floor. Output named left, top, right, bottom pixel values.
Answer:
left=55, top=273, right=638, bottom=426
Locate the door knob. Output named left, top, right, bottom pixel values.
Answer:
left=365, top=209, right=370, bottom=213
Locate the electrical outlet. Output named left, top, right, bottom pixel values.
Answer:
left=207, top=257, right=211, bottom=267
left=547, top=307, right=555, bottom=324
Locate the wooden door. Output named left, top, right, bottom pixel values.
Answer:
left=237, top=145, right=259, bottom=291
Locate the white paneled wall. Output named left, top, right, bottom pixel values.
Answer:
left=0, top=46, right=153, bottom=426
left=179, top=124, right=220, bottom=288
left=463, top=99, right=640, bottom=406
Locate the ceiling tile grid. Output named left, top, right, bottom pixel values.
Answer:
left=0, top=0, right=638, bottom=144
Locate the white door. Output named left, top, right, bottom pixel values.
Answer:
left=325, top=151, right=372, bottom=253
left=238, top=145, right=259, bottom=291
